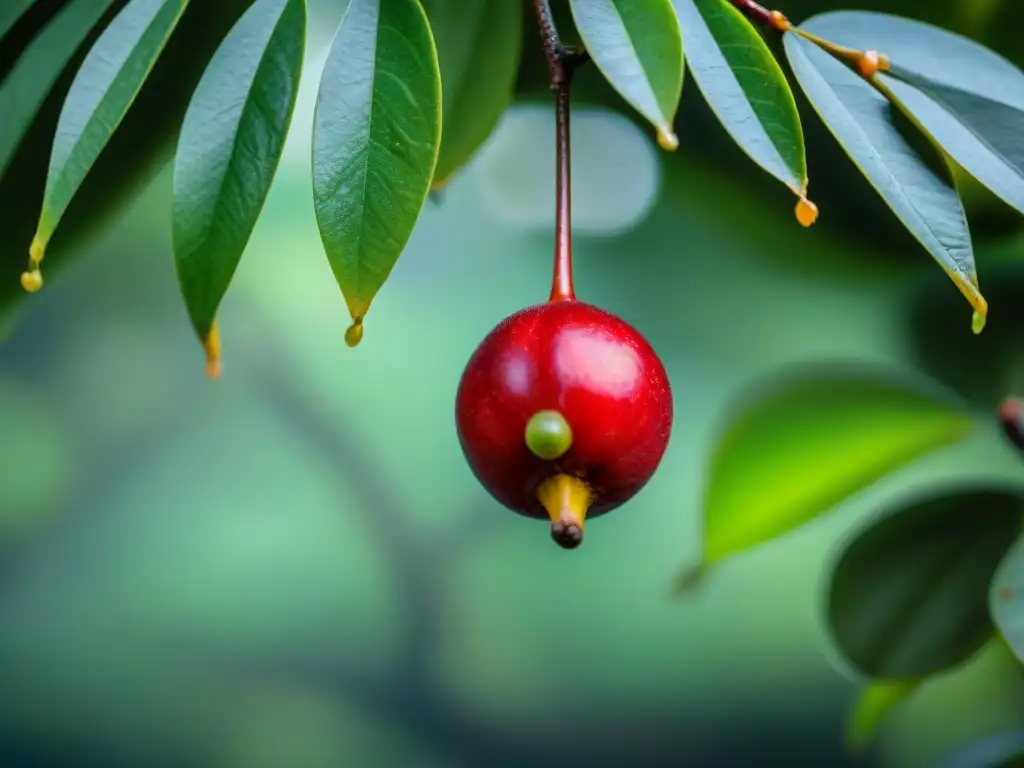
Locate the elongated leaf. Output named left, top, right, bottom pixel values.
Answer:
left=783, top=32, right=985, bottom=321
left=172, top=0, right=306, bottom=361
left=991, top=535, right=1024, bottom=665
left=796, top=11, right=1024, bottom=222
left=422, top=0, right=521, bottom=190
left=672, top=0, right=806, bottom=197
left=0, top=0, right=119, bottom=177
left=0, top=0, right=40, bottom=40
left=672, top=367, right=971, bottom=588
left=568, top=0, right=684, bottom=149
left=31, top=0, right=190, bottom=266
left=312, top=0, right=441, bottom=340
left=881, top=77, right=1024, bottom=219
left=828, top=488, right=1021, bottom=679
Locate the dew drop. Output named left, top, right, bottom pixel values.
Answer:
left=795, top=197, right=818, bottom=227
left=20, top=270, right=42, bottom=293
left=345, top=318, right=364, bottom=348
left=656, top=126, right=679, bottom=152
left=972, top=310, right=987, bottom=335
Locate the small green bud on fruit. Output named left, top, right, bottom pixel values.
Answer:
left=525, top=409, right=573, bottom=460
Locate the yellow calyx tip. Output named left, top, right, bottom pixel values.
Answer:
left=345, top=317, right=364, bottom=348
left=536, top=473, right=592, bottom=550
left=20, top=270, right=43, bottom=293
left=795, top=196, right=818, bottom=227
left=972, top=309, right=987, bottom=335
left=656, top=126, right=679, bottom=152
left=203, top=323, right=222, bottom=379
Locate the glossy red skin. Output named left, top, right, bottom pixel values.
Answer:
left=455, top=300, right=673, bottom=520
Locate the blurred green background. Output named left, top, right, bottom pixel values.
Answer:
left=3, top=0, right=1024, bottom=765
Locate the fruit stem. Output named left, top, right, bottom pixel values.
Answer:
left=531, top=0, right=587, bottom=303
left=537, top=473, right=592, bottom=550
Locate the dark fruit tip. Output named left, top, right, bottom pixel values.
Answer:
left=551, top=520, right=583, bottom=549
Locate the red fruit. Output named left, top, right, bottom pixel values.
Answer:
left=455, top=300, right=673, bottom=549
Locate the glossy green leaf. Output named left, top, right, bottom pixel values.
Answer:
left=422, top=0, right=522, bottom=190
left=0, top=0, right=119, bottom=177
left=0, top=0, right=40, bottom=40
left=991, top=535, right=1024, bottom=665
left=797, top=11, right=1024, bottom=223
left=172, top=0, right=306, bottom=351
left=844, top=679, right=918, bottom=753
left=568, top=0, right=684, bottom=149
left=674, top=368, right=971, bottom=586
left=672, top=0, right=806, bottom=197
left=828, top=488, right=1021, bottom=679
left=312, top=0, right=441, bottom=337
left=783, top=32, right=985, bottom=322
left=31, top=0, right=190, bottom=266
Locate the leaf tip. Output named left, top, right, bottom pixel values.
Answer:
left=203, top=323, right=222, bottom=379
left=345, top=317, right=364, bottom=348
left=795, top=196, right=819, bottom=227
left=656, top=126, right=679, bottom=152
left=29, top=234, right=46, bottom=266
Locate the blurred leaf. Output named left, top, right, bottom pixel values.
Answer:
left=312, top=0, right=441, bottom=334
left=32, top=0, right=191, bottom=261
left=845, top=679, right=918, bottom=753
left=423, top=0, right=522, bottom=190
left=674, top=369, right=972, bottom=587
left=934, top=731, right=1024, bottom=768
left=797, top=11, right=1024, bottom=219
left=0, top=0, right=39, bottom=39
left=991, top=535, right=1024, bottom=665
left=172, top=0, right=305, bottom=348
left=0, top=0, right=119, bottom=176
left=0, top=379, right=73, bottom=535
left=783, top=30, right=985, bottom=322
left=672, top=0, right=806, bottom=197
left=828, top=488, right=1021, bottom=680
left=568, top=0, right=684, bottom=149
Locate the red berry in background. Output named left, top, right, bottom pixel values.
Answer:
left=456, top=300, right=673, bottom=549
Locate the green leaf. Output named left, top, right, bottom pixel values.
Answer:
left=828, top=488, right=1021, bottom=680
left=991, top=535, right=1024, bottom=665
left=171, top=0, right=306, bottom=361
left=30, top=0, right=190, bottom=269
left=0, top=0, right=41, bottom=40
left=671, top=0, right=807, bottom=199
left=568, top=0, right=684, bottom=149
left=0, top=0, right=119, bottom=177
left=673, top=367, right=971, bottom=587
left=312, top=0, right=441, bottom=339
left=844, top=679, right=918, bottom=753
left=783, top=31, right=986, bottom=323
left=421, top=0, right=521, bottom=190
left=795, top=11, right=1024, bottom=224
